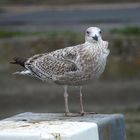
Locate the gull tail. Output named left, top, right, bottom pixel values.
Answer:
left=10, top=57, right=32, bottom=76
left=10, top=57, right=27, bottom=68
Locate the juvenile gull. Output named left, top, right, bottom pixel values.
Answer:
left=10, top=27, right=110, bottom=116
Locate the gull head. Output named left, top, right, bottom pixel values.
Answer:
left=85, top=27, right=102, bottom=43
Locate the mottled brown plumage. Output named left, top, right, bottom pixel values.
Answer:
left=11, top=27, right=110, bottom=116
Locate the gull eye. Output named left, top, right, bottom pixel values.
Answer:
left=86, top=31, right=90, bottom=35
left=99, top=30, right=101, bottom=34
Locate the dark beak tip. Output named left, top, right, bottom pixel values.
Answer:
left=92, top=35, right=98, bottom=41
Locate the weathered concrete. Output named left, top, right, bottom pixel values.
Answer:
left=0, top=112, right=126, bottom=140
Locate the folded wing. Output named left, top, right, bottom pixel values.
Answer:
left=25, top=48, right=79, bottom=81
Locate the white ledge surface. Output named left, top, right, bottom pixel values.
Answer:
left=0, top=112, right=126, bottom=140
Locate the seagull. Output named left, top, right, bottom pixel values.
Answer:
left=10, top=27, right=110, bottom=116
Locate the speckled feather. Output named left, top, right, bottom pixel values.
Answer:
left=24, top=40, right=109, bottom=85
left=13, top=27, right=110, bottom=86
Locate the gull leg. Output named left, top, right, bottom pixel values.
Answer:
left=79, top=86, right=97, bottom=116
left=79, top=86, right=85, bottom=115
left=64, top=86, right=70, bottom=116
left=63, top=86, right=80, bottom=117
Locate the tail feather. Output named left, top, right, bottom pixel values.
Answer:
left=13, top=70, right=32, bottom=75
left=10, top=57, right=27, bottom=67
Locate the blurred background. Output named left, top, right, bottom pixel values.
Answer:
left=0, top=0, right=140, bottom=140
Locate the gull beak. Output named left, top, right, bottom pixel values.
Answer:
left=92, top=35, right=98, bottom=41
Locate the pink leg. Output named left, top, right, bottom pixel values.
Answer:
left=79, top=86, right=84, bottom=115
left=64, top=86, right=70, bottom=115
left=79, top=86, right=97, bottom=116
left=63, top=86, right=82, bottom=117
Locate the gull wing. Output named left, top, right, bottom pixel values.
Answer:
left=25, top=47, right=79, bottom=81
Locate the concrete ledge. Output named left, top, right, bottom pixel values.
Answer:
left=0, top=112, right=126, bottom=140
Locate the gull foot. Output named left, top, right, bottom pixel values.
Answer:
left=65, top=112, right=81, bottom=117
left=80, top=112, right=97, bottom=116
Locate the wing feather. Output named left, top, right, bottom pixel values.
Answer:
left=25, top=47, right=79, bottom=80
